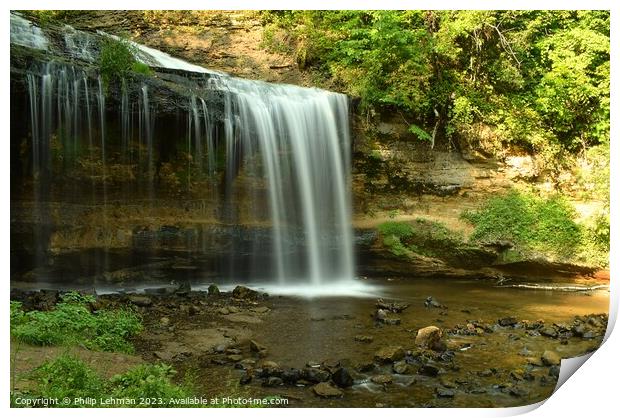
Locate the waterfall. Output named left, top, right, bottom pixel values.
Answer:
left=13, top=13, right=357, bottom=289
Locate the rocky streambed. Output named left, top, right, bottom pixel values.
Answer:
left=10, top=278, right=609, bottom=407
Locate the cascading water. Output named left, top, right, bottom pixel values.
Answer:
left=11, top=12, right=365, bottom=294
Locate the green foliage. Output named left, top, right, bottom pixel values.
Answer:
left=10, top=292, right=142, bottom=353
left=461, top=190, right=582, bottom=260
left=261, top=11, right=609, bottom=167
left=131, top=61, right=153, bottom=76
left=32, top=354, right=105, bottom=403
left=378, top=219, right=468, bottom=259
left=16, top=355, right=277, bottom=408
left=109, top=364, right=195, bottom=407
left=98, top=38, right=152, bottom=85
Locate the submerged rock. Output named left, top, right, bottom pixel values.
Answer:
left=374, top=346, right=405, bottom=363
left=262, top=377, right=283, bottom=387
left=436, top=388, right=455, bottom=398
left=354, top=335, right=374, bottom=343
left=371, top=374, right=393, bottom=385
left=418, top=364, right=440, bottom=377
left=376, top=298, right=409, bottom=313
left=312, top=382, right=343, bottom=398
left=393, top=361, right=413, bottom=375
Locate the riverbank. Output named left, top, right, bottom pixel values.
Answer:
left=10, top=279, right=609, bottom=407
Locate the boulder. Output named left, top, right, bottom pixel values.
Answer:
left=374, top=346, right=405, bottom=363
left=232, top=285, right=262, bottom=300
left=415, top=326, right=444, bottom=351
left=312, top=382, right=343, bottom=398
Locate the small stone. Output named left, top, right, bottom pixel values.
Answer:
left=374, top=346, right=405, bottom=363
left=331, top=368, right=354, bottom=388
left=425, top=296, right=442, bottom=308
left=159, top=316, right=170, bottom=326
left=239, top=373, right=252, bottom=385
left=227, top=354, right=243, bottom=362
left=303, top=368, right=331, bottom=383
left=478, top=369, right=494, bottom=377
left=228, top=306, right=240, bottom=314
left=436, top=388, right=455, bottom=398
left=281, top=368, right=303, bottom=384
left=540, top=326, right=559, bottom=338
left=549, top=365, right=561, bottom=378
left=312, top=382, right=343, bottom=398
left=542, top=350, right=561, bottom=366
left=498, top=317, right=518, bottom=327
left=252, top=306, right=270, bottom=314
left=218, top=307, right=230, bottom=315
left=418, top=364, right=439, bottom=377
left=128, top=295, right=152, bottom=307
left=250, top=340, right=267, bottom=353
left=236, top=359, right=256, bottom=370
left=371, top=374, right=393, bottom=385
left=355, top=361, right=375, bottom=373
left=262, top=377, right=283, bottom=387
left=527, top=357, right=544, bottom=367
left=393, top=361, right=413, bottom=375
left=354, top=335, right=374, bottom=343
left=440, top=376, right=457, bottom=388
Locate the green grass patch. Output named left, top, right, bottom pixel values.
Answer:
left=378, top=218, right=469, bottom=259
left=10, top=292, right=142, bottom=353
left=461, top=190, right=585, bottom=261
left=12, top=355, right=281, bottom=408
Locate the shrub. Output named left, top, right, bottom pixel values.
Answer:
left=109, top=363, right=196, bottom=407
left=10, top=292, right=142, bottom=353
left=98, top=38, right=153, bottom=85
left=33, top=354, right=105, bottom=404
left=461, top=190, right=582, bottom=260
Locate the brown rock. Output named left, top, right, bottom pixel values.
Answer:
left=542, top=350, right=561, bottom=366
left=312, top=382, right=343, bottom=398
left=374, top=346, right=405, bottom=363
left=415, top=326, right=444, bottom=351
